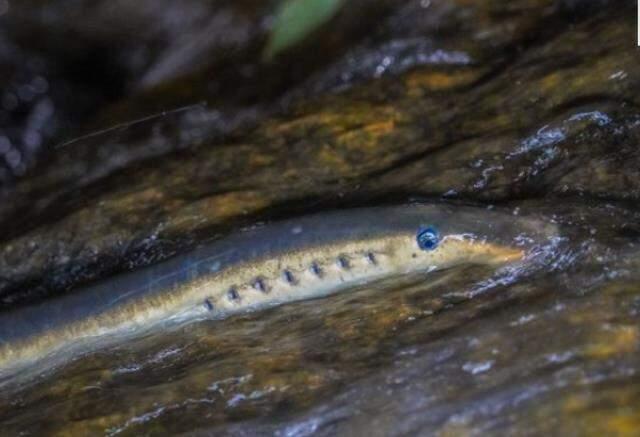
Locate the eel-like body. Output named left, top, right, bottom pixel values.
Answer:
left=0, top=204, right=556, bottom=380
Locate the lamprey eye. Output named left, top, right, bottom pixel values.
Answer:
left=417, top=226, right=439, bottom=251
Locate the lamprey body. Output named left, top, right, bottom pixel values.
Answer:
left=0, top=204, right=557, bottom=380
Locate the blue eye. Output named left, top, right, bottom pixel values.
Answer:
left=417, top=226, right=439, bottom=251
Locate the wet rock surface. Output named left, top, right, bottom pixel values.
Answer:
left=0, top=0, right=635, bottom=308
left=0, top=0, right=639, bottom=434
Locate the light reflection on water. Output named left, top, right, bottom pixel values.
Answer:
left=1, top=224, right=639, bottom=435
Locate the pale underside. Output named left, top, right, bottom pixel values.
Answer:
left=0, top=233, right=523, bottom=381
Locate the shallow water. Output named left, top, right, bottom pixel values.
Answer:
left=2, top=207, right=639, bottom=435
left=0, top=265, right=535, bottom=434
left=0, top=0, right=639, bottom=435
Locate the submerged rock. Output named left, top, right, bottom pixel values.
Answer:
left=0, top=1, right=639, bottom=434
left=0, top=0, right=636, bottom=307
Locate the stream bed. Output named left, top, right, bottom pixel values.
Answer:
left=0, top=0, right=639, bottom=435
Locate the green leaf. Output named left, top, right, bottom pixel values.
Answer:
left=263, top=0, right=344, bottom=61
